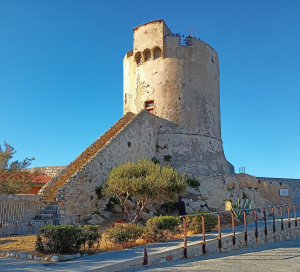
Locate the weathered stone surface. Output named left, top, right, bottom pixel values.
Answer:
left=145, top=204, right=157, bottom=214
left=185, top=206, right=193, bottom=214
left=189, top=202, right=201, bottom=212
left=140, top=211, right=152, bottom=221
left=87, top=215, right=104, bottom=225
left=112, top=204, right=123, bottom=214
left=125, top=200, right=136, bottom=209
left=205, top=197, right=223, bottom=210
left=197, top=200, right=206, bottom=206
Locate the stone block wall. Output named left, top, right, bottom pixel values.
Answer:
left=38, top=112, right=136, bottom=203
left=0, top=194, right=41, bottom=204
left=257, top=177, right=300, bottom=203
left=26, top=166, right=66, bottom=178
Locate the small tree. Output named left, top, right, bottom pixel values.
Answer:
left=105, top=159, right=187, bottom=224
left=0, top=141, right=36, bottom=194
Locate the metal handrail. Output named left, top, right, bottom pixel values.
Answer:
left=179, top=202, right=299, bottom=258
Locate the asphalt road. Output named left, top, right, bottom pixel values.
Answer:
left=123, top=238, right=300, bottom=272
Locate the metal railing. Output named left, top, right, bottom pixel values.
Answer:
left=0, top=202, right=59, bottom=237
left=180, top=203, right=299, bottom=258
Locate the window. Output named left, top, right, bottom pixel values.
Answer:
left=135, top=52, right=143, bottom=66
left=153, top=47, right=161, bottom=59
left=144, top=49, right=151, bottom=62
left=145, top=100, right=154, bottom=113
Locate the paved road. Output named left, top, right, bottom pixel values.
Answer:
left=124, top=238, right=300, bottom=272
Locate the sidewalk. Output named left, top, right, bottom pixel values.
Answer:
left=0, top=212, right=297, bottom=272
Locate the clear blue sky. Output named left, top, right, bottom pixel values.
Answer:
left=1, top=0, right=299, bottom=178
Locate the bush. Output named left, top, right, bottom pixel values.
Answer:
left=105, top=223, right=144, bottom=246
left=145, top=215, right=181, bottom=241
left=80, top=225, right=101, bottom=250
left=38, top=224, right=101, bottom=254
left=185, top=177, right=200, bottom=188
left=186, top=212, right=218, bottom=234
left=160, top=201, right=177, bottom=213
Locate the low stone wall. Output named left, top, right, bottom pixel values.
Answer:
left=257, top=177, right=300, bottom=203
left=26, top=166, right=66, bottom=178
left=129, top=219, right=299, bottom=270
left=0, top=194, right=41, bottom=204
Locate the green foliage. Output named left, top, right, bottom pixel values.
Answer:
left=105, top=159, right=186, bottom=223
left=105, top=195, right=120, bottom=211
left=144, top=215, right=181, bottom=241
left=232, top=198, right=252, bottom=222
left=155, top=144, right=161, bottom=151
left=90, top=195, right=94, bottom=200
left=92, top=210, right=101, bottom=216
left=186, top=212, right=218, bottom=233
left=163, top=155, right=172, bottom=162
left=185, top=177, right=200, bottom=188
left=38, top=224, right=101, bottom=254
left=127, top=141, right=131, bottom=147
left=80, top=225, right=101, bottom=249
left=39, top=224, right=82, bottom=254
left=0, top=142, right=36, bottom=194
left=151, top=157, right=160, bottom=165
left=35, top=235, right=44, bottom=253
left=160, top=201, right=177, bottom=213
left=242, top=192, right=249, bottom=199
left=95, top=185, right=105, bottom=199
left=105, top=223, right=144, bottom=245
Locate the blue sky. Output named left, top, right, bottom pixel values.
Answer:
left=0, top=0, right=299, bottom=178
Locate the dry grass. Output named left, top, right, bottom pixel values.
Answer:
left=0, top=235, right=37, bottom=254
left=0, top=232, right=185, bottom=256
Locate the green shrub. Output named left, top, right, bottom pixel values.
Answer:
left=151, top=157, right=160, bottom=164
left=35, top=235, right=44, bottom=253
left=39, top=224, right=82, bottom=254
left=145, top=215, right=181, bottom=241
left=160, top=201, right=177, bottom=213
left=186, top=212, right=218, bottom=233
left=232, top=198, right=251, bottom=222
left=185, top=177, right=200, bottom=188
left=80, top=225, right=101, bottom=249
left=38, top=224, right=101, bottom=254
left=163, top=155, right=172, bottom=162
left=105, top=223, right=144, bottom=245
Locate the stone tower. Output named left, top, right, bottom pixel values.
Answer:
left=124, top=20, right=230, bottom=175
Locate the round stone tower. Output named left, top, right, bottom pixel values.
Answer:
left=124, top=19, right=230, bottom=175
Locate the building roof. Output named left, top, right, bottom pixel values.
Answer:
left=133, top=19, right=164, bottom=31
left=0, top=172, right=52, bottom=184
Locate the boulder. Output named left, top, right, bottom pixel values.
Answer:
left=88, top=215, right=105, bottom=225
left=145, top=204, right=157, bottom=214
left=197, top=200, right=206, bottom=206
left=113, top=204, right=123, bottom=214
left=186, top=206, right=193, bottom=214
left=232, top=188, right=243, bottom=199
left=101, top=211, right=112, bottom=219
left=205, top=197, right=223, bottom=210
left=140, top=211, right=152, bottom=221
left=187, top=187, right=201, bottom=195
left=125, top=200, right=136, bottom=209
left=189, top=201, right=201, bottom=212
left=200, top=206, right=210, bottom=212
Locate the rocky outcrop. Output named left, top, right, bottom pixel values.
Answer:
left=183, top=173, right=294, bottom=214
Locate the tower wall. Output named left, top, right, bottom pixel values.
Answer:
left=124, top=20, right=229, bottom=174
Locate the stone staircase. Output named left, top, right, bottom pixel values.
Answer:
left=39, top=112, right=136, bottom=203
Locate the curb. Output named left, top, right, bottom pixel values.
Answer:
left=0, top=251, right=86, bottom=262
